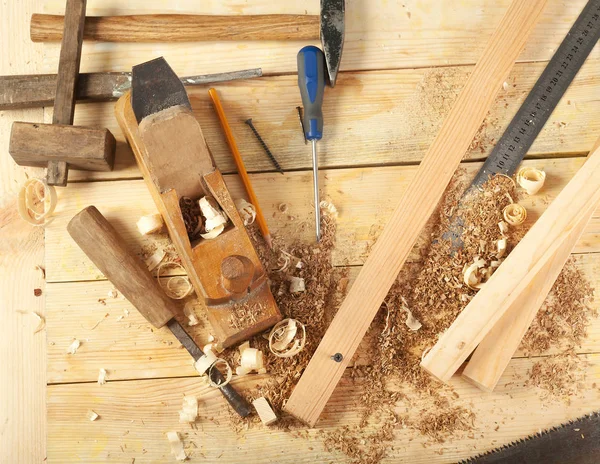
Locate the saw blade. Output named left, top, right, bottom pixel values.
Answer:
left=460, top=412, right=600, bottom=464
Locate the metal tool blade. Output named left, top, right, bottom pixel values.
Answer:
left=167, top=319, right=252, bottom=417
left=321, top=0, right=345, bottom=87
left=131, top=57, right=191, bottom=123
left=460, top=412, right=600, bottom=463
left=445, top=0, right=600, bottom=248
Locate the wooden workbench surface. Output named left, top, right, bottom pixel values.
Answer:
left=1, top=1, right=599, bottom=462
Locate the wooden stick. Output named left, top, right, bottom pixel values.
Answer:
left=47, top=0, right=86, bottom=186
left=31, top=14, right=319, bottom=43
left=461, top=136, right=600, bottom=391
left=208, top=88, right=273, bottom=249
left=421, top=144, right=600, bottom=383
left=283, top=0, right=548, bottom=426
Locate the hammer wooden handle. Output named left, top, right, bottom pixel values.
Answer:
left=31, top=14, right=319, bottom=42
left=67, top=205, right=177, bottom=328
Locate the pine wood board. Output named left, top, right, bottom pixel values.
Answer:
left=46, top=253, right=600, bottom=384
left=45, top=157, right=600, bottom=283
left=40, top=0, right=593, bottom=75
left=46, top=353, right=600, bottom=463
left=0, top=0, right=47, bottom=462
left=52, top=59, right=600, bottom=182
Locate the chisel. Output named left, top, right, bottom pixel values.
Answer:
left=67, top=205, right=252, bottom=417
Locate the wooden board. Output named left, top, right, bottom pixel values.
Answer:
left=61, top=59, right=600, bottom=182
left=47, top=354, right=600, bottom=463
left=39, top=0, right=594, bottom=75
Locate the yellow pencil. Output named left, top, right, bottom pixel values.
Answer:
left=208, top=88, right=272, bottom=248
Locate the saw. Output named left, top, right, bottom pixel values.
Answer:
left=461, top=412, right=600, bottom=463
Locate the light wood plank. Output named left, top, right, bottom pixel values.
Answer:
left=40, top=0, right=593, bottom=75
left=0, top=0, right=47, bottom=462
left=45, top=253, right=600, bottom=384
left=47, top=353, right=600, bottom=463
left=60, top=59, right=600, bottom=181
left=45, top=158, right=600, bottom=283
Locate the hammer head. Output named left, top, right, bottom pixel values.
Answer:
left=321, top=0, right=345, bottom=87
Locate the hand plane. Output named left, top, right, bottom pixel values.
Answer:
left=115, top=57, right=281, bottom=348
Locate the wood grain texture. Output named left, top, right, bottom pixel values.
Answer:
left=46, top=353, right=600, bottom=463
left=31, top=13, right=320, bottom=42
left=422, top=146, right=600, bottom=383
left=0, top=0, right=47, bottom=461
left=284, top=0, right=549, bottom=426
left=44, top=254, right=600, bottom=384
left=61, top=59, right=600, bottom=182
left=67, top=206, right=178, bottom=328
left=9, top=122, right=115, bottom=170
left=44, top=158, right=600, bottom=284
left=39, top=0, right=594, bottom=75
left=47, top=0, right=87, bottom=186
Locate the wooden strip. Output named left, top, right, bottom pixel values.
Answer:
left=421, top=146, right=600, bottom=382
left=284, top=0, right=549, bottom=426
left=44, top=158, right=600, bottom=283
left=45, top=253, right=600, bottom=384
left=9, top=122, right=115, bottom=170
left=63, top=60, right=600, bottom=182
left=462, top=136, right=600, bottom=391
left=47, top=0, right=87, bottom=186
left=47, top=353, right=600, bottom=463
left=31, top=14, right=320, bottom=42
left=39, top=0, right=591, bottom=75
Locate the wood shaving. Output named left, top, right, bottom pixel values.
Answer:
left=17, top=178, right=57, bottom=226
left=67, top=339, right=80, bottom=354
left=136, top=213, right=164, bottom=235
left=144, top=248, right=166, bottom=272
left=235, top=198, right=257, bottom=226
left=97, top=368, right=107, bottom=385
left=288, top=276, right=305, bottom=293
left=166, top=431, right=187, bottom=461
left=207, top=359, right=232, bottom=388
left=517, top=167, right=546, bottom=195
left=156, top=262, right=193, bottom=299
left=86, top=410, right=99, bottom=421
left=268, top=318, right=306, bottom=358
left=178, top=396, right=198, bottom=423
left=502, top=203, right=527, bottom=226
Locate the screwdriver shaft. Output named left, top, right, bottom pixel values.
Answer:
left=312, top=139, right=320, bottom=242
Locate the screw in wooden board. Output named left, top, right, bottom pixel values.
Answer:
left=331, top=353, right=343, bottom=362
left=244, top=119, right=284, bottom=175
left=296, top=106, right=308, bottom=145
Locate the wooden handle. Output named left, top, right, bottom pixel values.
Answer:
left=31, top=13, right=319, bottom=42
left=67, top=206, right=177, bottom=328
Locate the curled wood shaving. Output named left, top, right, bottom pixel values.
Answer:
left=240, top=347, right=265, bottom=372
left=207, top=359, right=233, bottom=388
left=156, top=262, right=193, bottom=299
left=497, top=238, right=507, bottom=258
left=67, top=339, right=80, bottom=354
left=200, top=223, right=224, bottom=239
left=98, top=368, right=107, bottom=385
left=166, top=431, right=187, bottom=461
left=178, top=396, right=198, bottom=423
left=268, top=318, right=306, bottom=358
left=235, top=198, right=257, bottom=226
left=136, top=213, right=164, bottom=235
left=144, top=248, right=166, bottom=272
left=517, top=167, right=546, bottom=195
left=502, top=203, right=527, bottom=226
left=194, top=350, right=218, bottom=375
left=498, top=221, right=509, bottom=235
left=401, top=301, right=422, bottom=331
left=183, top=301, right=200, bottom=326
left=17, top=178, right=57, bottom=226
left=463, top=258, right=487, bottom=290
left=319, top=200, right=339, bottom=217
left=199, top=196, right=228, bottom=232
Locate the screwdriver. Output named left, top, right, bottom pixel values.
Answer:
left=297, top=45, right=325, bottom=242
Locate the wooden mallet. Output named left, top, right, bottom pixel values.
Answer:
left=8, top=0, right=115, bottom=186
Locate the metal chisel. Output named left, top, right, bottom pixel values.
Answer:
left=67, top=205, right=252, bottom=417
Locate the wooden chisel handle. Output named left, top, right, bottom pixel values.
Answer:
left=67, top=205, right=177, bottom=328
left=31, top=13, right=319, bottom=42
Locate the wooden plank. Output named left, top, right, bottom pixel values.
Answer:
left=62, top=59, right=600, bottom=182
left=31, top=14, right=320, bottom=42
left=47, top=353, right=600, bottom=463
left=45, top=253, right=600, bottom=384
left=44, top=158, right=600, bottom=283
left=0, top=0, right=47, bottom=462
left=46, top=0, right=87, bottom=186
left=40, top=0, right=593, bottom=75
left=9, top=122, right=115, bottom=170
left=421, top=147, right=600, bottom=382
left=283, top=0, right=549, bottom=426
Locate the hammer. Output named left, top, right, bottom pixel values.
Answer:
left=29, top=1, right=345, bottom=86
left=9, top=0, right=116, bottom=186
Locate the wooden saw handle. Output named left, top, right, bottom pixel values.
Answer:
left=31, top=13, right=319, bottom=42
left=67, top=205, right=177, bottom=328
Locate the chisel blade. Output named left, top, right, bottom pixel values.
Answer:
left=321, top=0, right=345, bottom=87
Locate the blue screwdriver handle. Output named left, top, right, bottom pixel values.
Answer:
left=297, top=45, right=325, bottom=141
